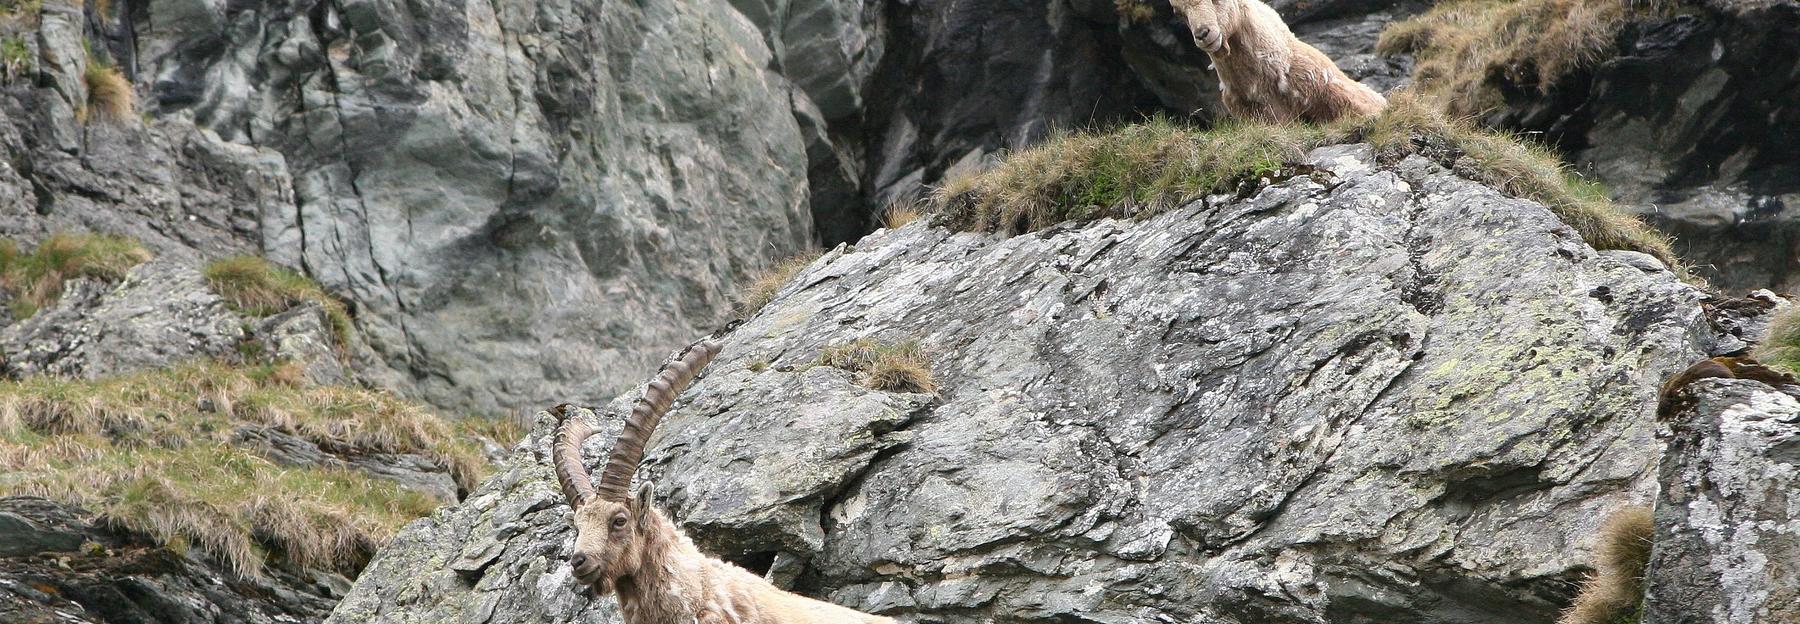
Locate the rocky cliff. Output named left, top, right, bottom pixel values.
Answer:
left=324, top=144, right=1762, bottom=623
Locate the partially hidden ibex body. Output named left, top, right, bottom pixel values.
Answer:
left=552, top=337, right=894, bottom=624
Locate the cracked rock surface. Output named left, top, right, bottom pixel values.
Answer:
left=329, top=145, right=1728, bottom=623
left=1646, top=378, right=1800, bottom=624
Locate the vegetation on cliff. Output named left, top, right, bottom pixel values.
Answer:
left=1754, top=307, right=1800, bottom=374
left=205, top=255, right=354, bottom=344
left=1376, top=0, right=1662, bottom=116
left=0, top=361, right=503, bottom=578
left=931, top=95, right=1681, bottom=273
left=0, top=232, right=152, bottom=318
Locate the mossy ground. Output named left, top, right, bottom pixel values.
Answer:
left=930, top=94, right=1682, bottom=274
left=817, top=338, right=937, bottom=394
left=1377, top=0, right=1667, bottom=117
left=0, top=233, right=152, bottom=319
left=204, top=256, right=354, bottom=345
left=0, top=361, right=503, bottom=578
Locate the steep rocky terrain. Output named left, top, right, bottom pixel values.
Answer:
left=325, top=145, right=1764, bottom=623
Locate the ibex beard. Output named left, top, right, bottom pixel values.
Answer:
left=552, top=337, right=895, bottom=624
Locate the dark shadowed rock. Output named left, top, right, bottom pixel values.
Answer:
left=327, top=144, right=1729, bottom=623
left=0, top=496, right=343, bottom=624
left=1491, top=0, right=1800, bottom=295
left=1645, top=378, right=1800, bottom=624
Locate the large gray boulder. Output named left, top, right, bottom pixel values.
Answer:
left=1645, top=378, right=1800, bottom=624
left=326, top=144, right=1732, bottom=623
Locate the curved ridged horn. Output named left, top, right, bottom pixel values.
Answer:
left=552, top=404, right=599, bottom=510
left=594, top=338, right=724, bottom=502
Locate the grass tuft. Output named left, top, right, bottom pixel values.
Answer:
left=0, top=232, right=152, bottom=319
left=881, top=200, right=925, bottom=230
left=0, top=361, right=496, bottom=578
left=1752, top=306, right=1800, bottom=375
left=1560, top=505, right=1653, bottom=624
left=929, top=94, right=1682, bottom=274
left=204, top=256, right=353, bottom=345
left=1376, top=0, right=1664, bottom=117
left=82, top=50, right=133, bottom=123
left=817, top=338, right=937, bottom=394
left=0, top=35, right=29, bottom=82
left=735, top=250, right=823, bottom=318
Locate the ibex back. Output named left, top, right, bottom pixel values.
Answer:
left=552, top=337, right=895, bottom=624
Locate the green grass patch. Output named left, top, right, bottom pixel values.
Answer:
left=204, top=256, right=353, bottom=345
left=1753, top=306, right=1800, bottom=375
left=930, top=94, right=1683, bottom=275
left=0, top=232, right=152, bottom=319
left=0, top=361, right=495, bottom=577
left=1376, top=0, right=1667, bottom=117
left=817, top=338, right=937, bottom=394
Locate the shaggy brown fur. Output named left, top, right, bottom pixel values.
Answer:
left=1560, top=506, right=1654, bottom=624
left=1171, top=0, right=1386, bottom=123
left=553, top=337, right=893, bottom=624
left=1656, top=356, right=1797, bottom=419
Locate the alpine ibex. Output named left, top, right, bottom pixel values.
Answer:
left=552, top=337, right=895, bottom=624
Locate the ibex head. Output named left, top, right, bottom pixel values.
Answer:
left=552, top=339, right=723, bottom=594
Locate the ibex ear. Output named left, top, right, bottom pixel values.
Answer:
left=632, top=480, right=656, bottom=527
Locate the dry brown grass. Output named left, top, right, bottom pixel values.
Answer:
left=0, top=232, right=152, bottom=319
left=881, top=200, right=925, bottom=229
left=204, top=256, right=353, bottom=345
left=1560, top=505, right=1654, bottom=624
left=1377, top=0, right=1665, bottom=117
left=930, top=94, right=1683, bottom=275
left=0, top=361, right=493, bottom=577
left=735, top=250, right=823, bottom=317
left=82, top=53, right=133, bottom=123
left=817, top=338, right=937, bottom=394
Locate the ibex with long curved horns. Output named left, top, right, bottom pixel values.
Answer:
left=553, top=337, right=894, bottom=624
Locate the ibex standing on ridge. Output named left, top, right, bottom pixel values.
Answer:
left=552, top=337, right=895, bottom=624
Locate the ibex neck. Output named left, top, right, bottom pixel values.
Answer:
left=613, top=510, right=705, bottom=624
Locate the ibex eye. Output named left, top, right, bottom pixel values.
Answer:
left=611, top=516, right=628, bottom=529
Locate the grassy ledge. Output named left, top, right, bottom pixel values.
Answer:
left=205, top=256, right=354, bottom=345
left=817, top=338, right=938, bottom=394
left=0, top=233, right=152, bottom=319
left=0, top=361, right=496, bottom=578
left=735, top=250, right=823, bottom=318
left=930, top=95, right=1682, bottom=274
left=1376, top=0, right=1664, bottom=117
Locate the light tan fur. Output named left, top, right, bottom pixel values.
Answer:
left=1171, top=0, right=1386, bottom=123
left=554, top=337, right=893, bottom=624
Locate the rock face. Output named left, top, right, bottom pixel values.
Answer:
left=1495, top=0, right=1800, bottom=295
left=327, top=144, right=1733, bottom=623
left=5, top=0, right=816, bottom=415
left=1645, top=378, right=1800, bottom=624
left=0, top=497, right=344, bottom=624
